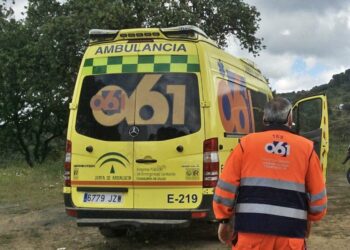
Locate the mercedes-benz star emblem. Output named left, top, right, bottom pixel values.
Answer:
left=129, top=126, right=140, bottom=137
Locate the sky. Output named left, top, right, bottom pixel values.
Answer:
left=8, top=0, right=350, bottom=93
left=227, top=0, right=350, bottom=93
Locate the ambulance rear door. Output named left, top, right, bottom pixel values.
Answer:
left=70, top=72, right=137, bottom=209
left=292, top=95, right=329, bottom=178
left=132, top=45, right=205, bottom=210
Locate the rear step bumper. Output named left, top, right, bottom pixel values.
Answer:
left=64, top=193, right=215, bottom=228
left=77, top=218, right=190, bottom=229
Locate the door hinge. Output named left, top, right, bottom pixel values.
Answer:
left=200, top=100, right=211, bottom=108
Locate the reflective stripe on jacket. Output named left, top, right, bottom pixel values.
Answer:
left=213, top=125, right=327, bottom=238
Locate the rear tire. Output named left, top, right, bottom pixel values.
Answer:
left=99, top=226, right=127, bottom=238
left=346, top=168, right=350, bottom=184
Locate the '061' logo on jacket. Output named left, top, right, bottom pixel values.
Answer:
left=265, top=141, right=290, bottom=157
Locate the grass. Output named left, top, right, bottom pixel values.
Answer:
left=0, top=160, right=64, bottom=210
left=0, top=140, right=347, bottom=211
left=0, top=233, right=15, bottom=244
left=0, top=154, right=347, bottom=250
left=328, top=140, right=349, bottom=173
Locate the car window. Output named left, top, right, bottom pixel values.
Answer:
left=76, top=73, right=200, bottom=141
left=218, top=77, right=268, bottom=134
left=250, top=90, right=268, bottom=132
left=297, top=98, right=322, bottom=133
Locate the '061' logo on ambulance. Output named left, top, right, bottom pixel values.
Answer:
left=89, top=74, right=186, bottom=127
left=265, top=141, right=290, bottom=157
left=90, top=85, right=127, bottom=126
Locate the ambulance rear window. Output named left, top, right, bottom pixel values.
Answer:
left=76, top=73, right=200, bottom=141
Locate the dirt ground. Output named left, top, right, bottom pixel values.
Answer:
left=0, top=172, right=349, bottom=250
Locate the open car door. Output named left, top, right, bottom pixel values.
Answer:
left=292, top=95, right=329, bottom=180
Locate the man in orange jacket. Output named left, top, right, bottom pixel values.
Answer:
left=213, top=97, right=327, bottom=250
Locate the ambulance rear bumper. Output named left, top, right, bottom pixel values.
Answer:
left=77, top=218, right=190, bottom=229
left=64, top=193, right=215, bottom=228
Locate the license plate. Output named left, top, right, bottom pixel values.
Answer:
left=83, top=193, right=123, bottom=203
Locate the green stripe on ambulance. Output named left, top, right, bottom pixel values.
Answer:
left=82, top=55, right=200, bottom=75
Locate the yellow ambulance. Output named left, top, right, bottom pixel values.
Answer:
left=63, top=25, right=329, bottom=237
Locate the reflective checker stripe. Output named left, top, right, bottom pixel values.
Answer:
left=217, top=179, right=238, bottom=194
left=82, top=55, right=200, bottom=75
left=309, top=189, right=327, bottom=202
left=240, top=177, right=306, bottom=193
left=309, top=203, right=327, bottom=214
left=213, top=194, right=235, bottom=208
left=236, top=203, right=307, bottom=220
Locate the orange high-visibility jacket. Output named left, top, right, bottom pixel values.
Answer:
left=213, top=125, right=327, bottom=238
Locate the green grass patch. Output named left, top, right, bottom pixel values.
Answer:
left=0, top=141, right=347, bottom=212
left=0, top=160, right=64, bottom=210
left=0, top=233, right=15, bottom=244
left=328, top=140, right=349, bottom=173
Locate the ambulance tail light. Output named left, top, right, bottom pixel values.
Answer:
left=66, top=208, right=77, bottom=217
left=203, top=138, right=219, bottom=188
left=64, top=140, right=72, bottom=187
left=191, top=211, right=208, bottom=219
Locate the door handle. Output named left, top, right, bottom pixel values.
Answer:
left=136, top=159, right=157, bottom=163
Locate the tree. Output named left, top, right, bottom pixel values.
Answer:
left=63, top=0, right=264, bottom=54
left=0, top=1, right=69, bottom=166
left=0, top=0, right=264, bottom=166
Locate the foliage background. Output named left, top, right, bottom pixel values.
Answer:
left=0, top=0, right=348, bottom=172
left=0, top=0, right=263, bottom=166
left=280, top=69, right=350, bottom=172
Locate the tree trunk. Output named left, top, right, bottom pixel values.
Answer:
left=14, top=118, right=34, bottom=167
